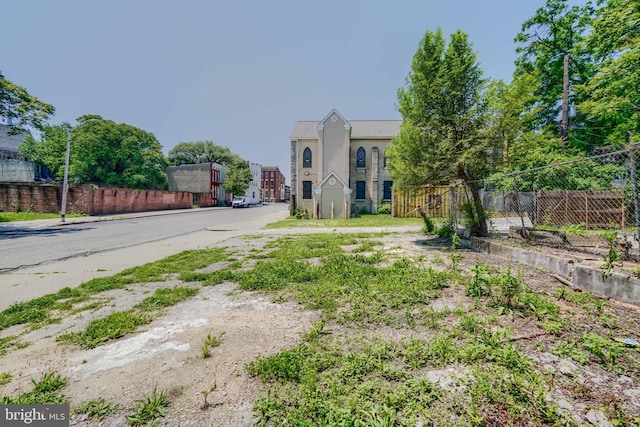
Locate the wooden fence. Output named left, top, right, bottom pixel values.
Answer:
left=536, top=190, right=626, bottom=229
left=392, top=185, right=467, bottom=218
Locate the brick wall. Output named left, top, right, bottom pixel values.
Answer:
left=0, top=184, right=193, bottom=215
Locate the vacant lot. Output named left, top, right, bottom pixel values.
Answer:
left=1, top=223, right=639, bottom=426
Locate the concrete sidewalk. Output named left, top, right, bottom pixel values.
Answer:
left=0, top=206, right=287, bottom=310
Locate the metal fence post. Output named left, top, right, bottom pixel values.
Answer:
left=629, top=147, right=640, bottom=243
left=513, top=175, right=529, bottom=237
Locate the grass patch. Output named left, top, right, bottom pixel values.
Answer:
left=57, top=310, right=153, bottom=349
left=0, top=212, right=84, bottom=222
left=134, top=286, right=199, bottom=311
left=0, top=335, right=29, bottom=355
left=263, top=214, right=423, bottom=229
left=0, top=248, right=229, bottom=333
left=1, top=371, right=68, bottom=404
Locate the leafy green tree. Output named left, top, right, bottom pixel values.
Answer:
left=18, top=125, right=68, bottom=178
left=514, top=0, right=596, bottom=144
left=167, top=140, right=242, bottom=166
left=579, top=0, right=640, bottom=145
left=20, top=115, right=167, bottom=189
left=387, top=28, right=492, bottom=235
left=222, top=162, right=252, bottom=197
left=0, top=71, right=55, bottom=130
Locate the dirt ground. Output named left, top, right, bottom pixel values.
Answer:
left=1, top=230, right=639, bottom=426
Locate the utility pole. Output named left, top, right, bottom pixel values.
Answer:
left=60, top=129, right=71, bottom=223
left=560, top=54, right=569, bottom=146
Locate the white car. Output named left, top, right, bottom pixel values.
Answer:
left=232, top=197, right=248, bottom=208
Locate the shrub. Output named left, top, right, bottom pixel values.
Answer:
left=377, top=203, right=391, bottom=215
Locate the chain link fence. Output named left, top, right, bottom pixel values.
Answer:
left=470, top=147, right=640, bottom=258
left=393, top=146, right=640, bottom=258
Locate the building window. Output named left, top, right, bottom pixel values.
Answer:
left=303, top=147, right=312, bottom=168
left=303, top=181, right=312, bottom=199
left=383, top=151, right=388, bottom=168
left=356, top=181, right=366, bottom=199
left=383, top=181, right=393, bottom=200
left=270, top=171, right=274, bottom=178
left=356, top=147, right=366, bottom=168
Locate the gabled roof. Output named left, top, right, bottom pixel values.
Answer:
left=290, top=118, right=401, bottom=140
left=0, top=124, right=31, bottom=153
left=314, top=170, right=351, bottom=195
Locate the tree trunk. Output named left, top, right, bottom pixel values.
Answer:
left=466, top=180, right=488, bottom=236
left=457, top=163, right=487, bottom=236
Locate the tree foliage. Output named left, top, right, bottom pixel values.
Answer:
left=0, top=71, right=55, bottom=131
left=388, top=28, right=491, bottom=235
left=222, top=162, right=253, bottom=197
left=19, top=115, right=167, bottom=189
left=167, top=140, right=243, bottom=166
left=579, top=0, right=640, bottom=144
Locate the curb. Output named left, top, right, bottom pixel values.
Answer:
left=469, top=236, right=640, bottom=307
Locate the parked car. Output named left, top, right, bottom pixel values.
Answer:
left=232, top=197, right=248, bottom=208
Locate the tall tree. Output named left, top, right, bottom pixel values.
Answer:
left=387, top=28, right=492, bottom=235
left=0, top=71, right=55, bottom=131
left=20, top=115, right=167, bottom=189
left=167, top=140, right=242, bottom=166
left=514, top=0, right=595, bottom=144
left=222, top=162, right=252, bottom=197
left=579, top=0, right=640, bottom=145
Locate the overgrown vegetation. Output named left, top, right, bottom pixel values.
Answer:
left=228, top=233, right=640, bottom=426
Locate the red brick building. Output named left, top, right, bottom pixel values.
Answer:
left=261, top=166, right=286, bottom=202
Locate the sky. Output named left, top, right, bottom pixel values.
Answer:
left=2, top=1, right=584, bottom=182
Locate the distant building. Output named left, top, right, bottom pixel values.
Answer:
left=164, top=162, right=226, bottom=206
left=0, top=124, right=29, bottom=160
left=243, top=162, right=262, bottom=205
left=261, top=166, right=286, bottom=202
left=289, top=109, right=400, bottom=218
left=0, top=123, right=52, bottom=183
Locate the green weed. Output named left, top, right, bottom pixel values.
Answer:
left=126, top=387, right=170, bottom=426
left=73, top=398, right=119, bottom=421
left=1, top=371, right=68, bottom=405
left=201, top=330, right=226, bottom=358
left=0, top=371, right=11, bottom=386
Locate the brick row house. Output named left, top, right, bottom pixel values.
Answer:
left=261, top=166, right=286, bottom=202
left=289, top=109, right=400, bottom=218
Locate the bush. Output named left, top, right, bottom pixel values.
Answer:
left=377, top=203, right=391, bottom=215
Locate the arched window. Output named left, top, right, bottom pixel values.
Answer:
left=356, top=147, right=366, bottom=168
left=303, top=147, right=312, bottom=168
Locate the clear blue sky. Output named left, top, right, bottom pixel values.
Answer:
left=2, top=1, right=584, bottom=181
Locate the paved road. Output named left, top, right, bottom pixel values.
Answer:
left=0, top=204, right=286, bottom=271
left=0, top=204, right=290, bottom=310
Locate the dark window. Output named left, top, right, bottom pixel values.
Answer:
left=303, top=147, right=312, bottom=168
left=383, top=151, right=387, bottom=168
left=356, top=181, right=366, bottom=199
left=303, top=181, right=312, bottom=199
left=356, top=147, right=366, bottom=168
left=383, top=181, right=393, bottom=200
